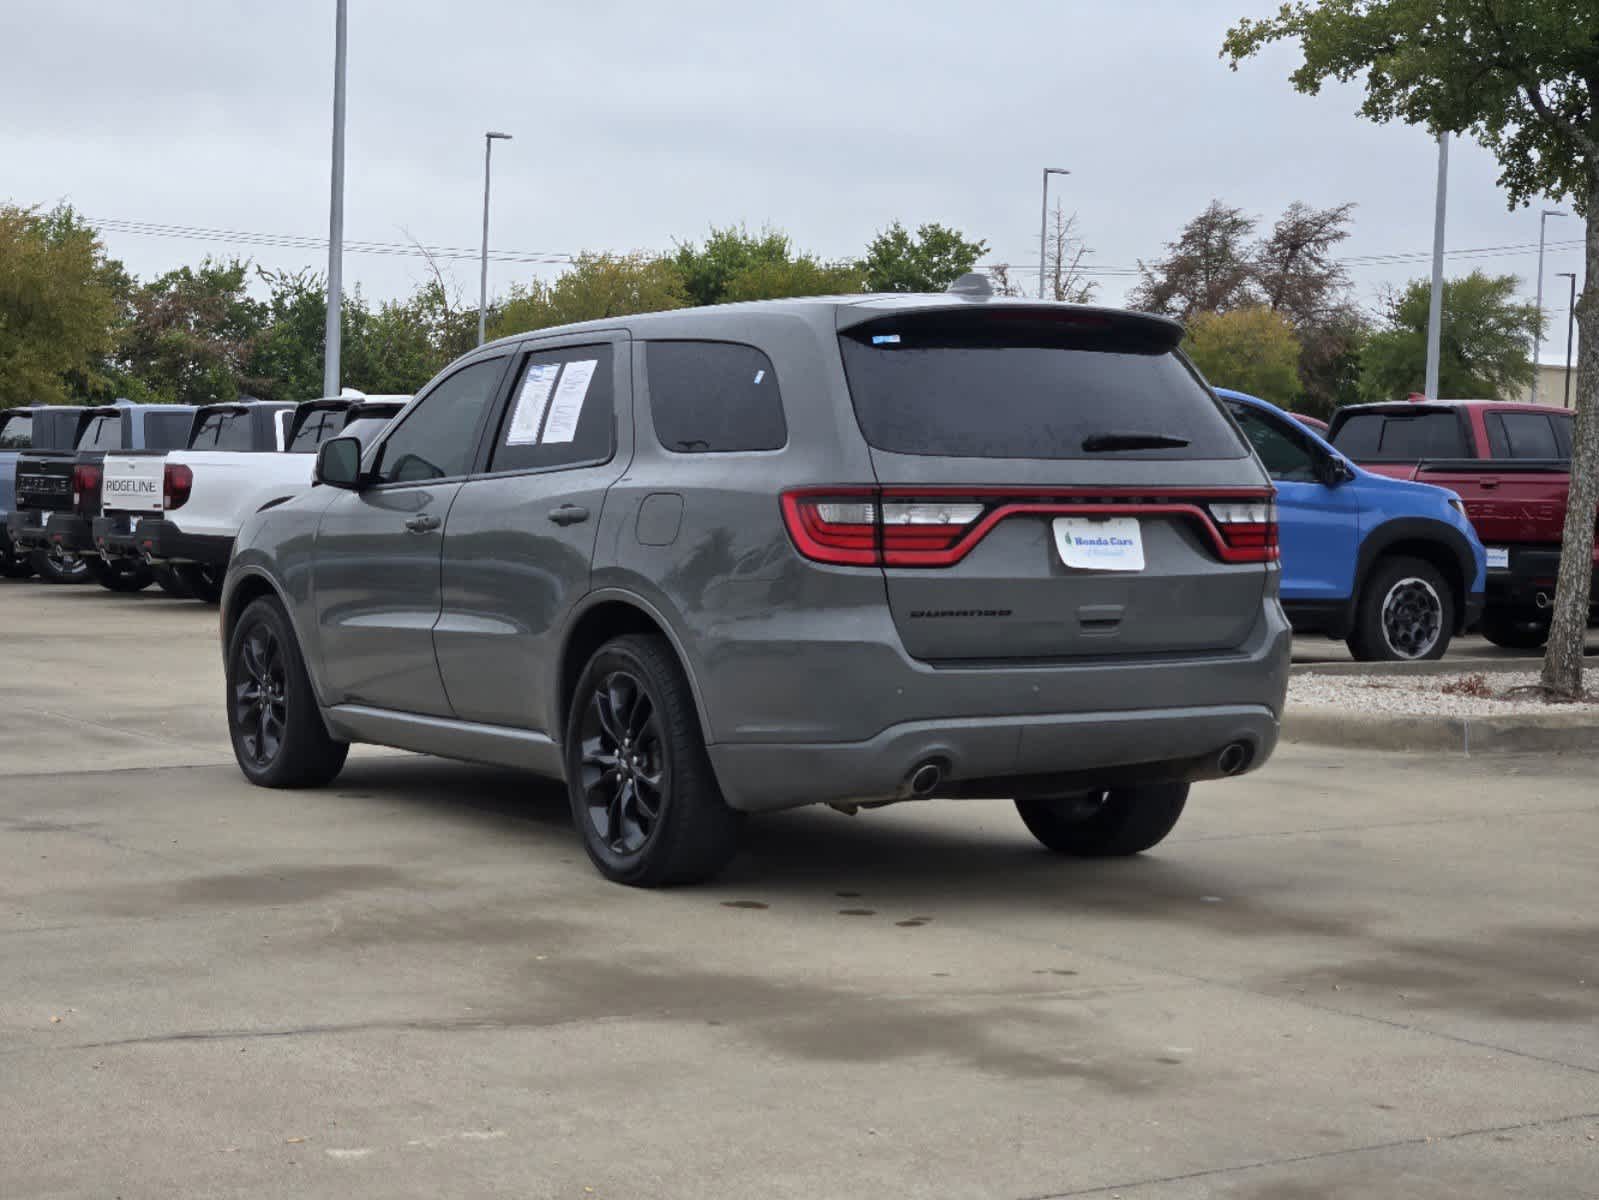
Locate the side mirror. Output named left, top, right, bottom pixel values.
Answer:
left=314, top=436, right=363, bottom=490
left=1315, top=453, right=1355, bottom=487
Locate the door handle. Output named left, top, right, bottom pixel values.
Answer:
left=404, top=514, right=441, bottom=534
left=548, top=504, right=590, bottom=526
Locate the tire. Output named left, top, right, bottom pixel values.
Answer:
left=85, top=556, right=154, bottom=593
left=153, top=564, right=194, bottom=599
left=1479, top=610, right=1550, bottom=650
left=173, top=562, right=224, bottom=604
left=225, top=595, right=349, bottom=788
left=1346, top=555, right=1454, bottom=662
left=0, top=549, right=33, bottom=579
left=1015, top=783, right=1189, bottom=857
left=564, top=633, right=741, bottom=886
left=30, top=545, right=91, bottom=585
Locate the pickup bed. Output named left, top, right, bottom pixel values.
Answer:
left=1327, top=400, right=1597, bottom=648
left=6, top=402, right=195, bottom=587
left=94, top=396, right=405, bottom=600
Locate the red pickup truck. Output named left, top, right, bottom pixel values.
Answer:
left=1327, top=399, right=1598, bottom=649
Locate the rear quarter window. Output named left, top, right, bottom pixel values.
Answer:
left=838, top=311, right=1245, bottom=460
left=0, top=415, right=30, bottom=449
left=76, top=413, right=122, bottom=451
left=646, top=341, right=786, bottom=453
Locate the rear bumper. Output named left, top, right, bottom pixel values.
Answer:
left=7, top=510, right=90, bottom=553
left=1485, top=546, right=1599, bottom=614
left=709, top=703, right=1280, bottom=813
left=91, top=515, right=231, bottom=566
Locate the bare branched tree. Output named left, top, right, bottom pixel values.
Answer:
left=1044, top=204, right=1097, bottom=304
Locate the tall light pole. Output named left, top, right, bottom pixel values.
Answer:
left=478, top=131, right=513, bottom=346
left=1038, top=167, right=1070, bottom=300
left=1424, top=133, right=1449, bottom=401
left=1556, top=271, right=1578, bottom=408
left=323, top=0, right=348, bottom=398
left=1532, top=208, right=1568, bottom=404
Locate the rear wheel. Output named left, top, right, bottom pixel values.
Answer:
left=85, top=556, right=154, bottom=593
left=173, top=562, right=224, bottom=604
left=564, top=634, right=740, bottom=886
left=0, top=548, right=33, bottom=579
left=1347, top=556, right=1454, bottom=662
left=226, top=596, right=348, bottom=788
left=31, top=546, right=90, bottom=585
left=1015, top=783, right=1189, bottom=857
left=152, top=564, right=194, bottom=599
left=1479, top=609, right=1550, bottom=650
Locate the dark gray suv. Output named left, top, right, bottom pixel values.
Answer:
left=222, top=290, right=1291, bottom=885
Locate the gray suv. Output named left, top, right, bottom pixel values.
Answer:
left=222, top=290, right=1290, bottom=885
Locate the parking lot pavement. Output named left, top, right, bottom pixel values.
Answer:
left=1292, top=630, right=1599, bottom=665
left=3, top=581, right=1597, bottom=1199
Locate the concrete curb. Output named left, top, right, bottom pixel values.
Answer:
left=1283, top=706, right=1599, bottom=755
left=1290, top=659, right=1541, bottom=678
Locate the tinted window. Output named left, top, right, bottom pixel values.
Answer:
left=287, top=407, right=346, bottom=453
left=1490, top=413, right=1562, bottom=460
left=488, top=345, right=615, bottom=473
left=76, top=413, right=122, bottom=451
left=1228, top=404, right=1318, bottom=483
left=372, top=358, right=506, bottom=484
left=647, top=341, right=785, bottom=453
left=145, top=411, right=194, bottom=450
left=340, top=416, right=394, bottom=448
left=1552, top=412, right=1574, bottom=457
left=188, top=410, right=254, bottom=451
left=839, top=313, right=1244, bottom=459
left=0, top=415, right=30, bottom=449
left=1332, top=412, right=1466, bottom=461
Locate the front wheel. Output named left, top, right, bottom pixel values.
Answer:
left=31, top=546, right=91, bottom=585
left=564, top=634, right=740, bottom=886
left=1479, top=610, right=1550, bottom=650
left=1015, top=783, right=1189, bottom=857
left=226, top=596, right=348, bottom=788
left=1346, top=556, right=1454, bottom=662
left=0, top=548, right=33, bottom=579
left=85, top=556, right=154, bottom=593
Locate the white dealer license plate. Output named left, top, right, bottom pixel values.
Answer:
left=1486, top=547, right=1510, bottom=570
left=1053, top=517, right=1145, bottom=572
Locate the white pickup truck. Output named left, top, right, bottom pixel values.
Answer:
left=93, top=395, right=407, bottom=600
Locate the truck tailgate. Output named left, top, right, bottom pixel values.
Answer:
left=101, top=453, right=167, bottom=516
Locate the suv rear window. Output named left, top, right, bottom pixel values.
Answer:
left=189, top=410, right=254, bottom=451
left=287, top=406, right=347, bottom=453
left=647, top=341, right=786, bottom=453
left=144, top=410, right=194, bottom=450
left=838, top=311, right=1244, bottom=460
left=76, top=412, right=122, bottom=451
left=0, top=414, right=30, bottom=449
left=1331, top=411, right=1467, bottom=461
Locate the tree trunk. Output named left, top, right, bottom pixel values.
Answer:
left=1539, top=193, right=1599, bottom=699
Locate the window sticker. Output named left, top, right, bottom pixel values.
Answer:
left=541, top=359, right=598, bottom=444
left=505, top=363, right=560, bottom=445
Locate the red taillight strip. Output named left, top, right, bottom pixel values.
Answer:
left=782, top=487, right=1278, bottom=568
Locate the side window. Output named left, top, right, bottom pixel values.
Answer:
left=189, top=411, right=253, bottom=451
left=647, top=340, right=786, bottom=453
left=77, top=414, right=121, bottom=451
left=1552, top=413, right=1574, bottom=458
left=487, top=344, right=615, bottom=473
left=288, top=408, right=341, bottom=453
left=1227, top=404, right=1318, bottom=483
left=145, top=412, right=193, bottom=450
left=0, top=415, right=33, bottom=449
left=372, top=358, right=506, bottom=484
left=1493, top=413, right=1562, bottom=460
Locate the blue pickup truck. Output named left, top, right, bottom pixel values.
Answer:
left=1218, top=390, right=1486, bottom=661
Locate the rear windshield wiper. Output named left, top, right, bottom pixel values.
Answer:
left=1080, top=432, right=1191, bottom=452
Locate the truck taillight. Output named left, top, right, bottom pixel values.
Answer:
left=1208, top=500, right=1279, bottom=563
left=72, top=463, right=101, bottom=510
left=164, top=463, right=193, bottom=510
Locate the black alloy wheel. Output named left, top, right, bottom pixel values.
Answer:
left=578, top=670, right=667, bottom=857
left=31, top=545, right=90, bottom=584
left=232, top=620, right=287, bottom=769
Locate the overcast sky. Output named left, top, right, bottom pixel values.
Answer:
left=2, top=0, right=1585, bottom=362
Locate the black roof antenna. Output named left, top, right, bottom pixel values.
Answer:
left=946, top=272, right=993, bottom=298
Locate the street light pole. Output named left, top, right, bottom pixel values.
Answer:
left=1424, top=133, right=1449, bottom=401
left=478, top=131, right=513, bottom=346
left=323, top=0, right=348, bottom=398
left=1532, top=208, right=1568, bottom=404
left=1038, top=167, right=1070, bottom=300
left=1557, top=271, right=1577, bottom=408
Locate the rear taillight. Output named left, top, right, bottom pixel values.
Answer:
left=164, top=463, right=193, bottom=510
left=783, top=488, right=1280, bottom=568
left=72, top=463, right=101, bottom=510
left=1208, top=500, right=1279, bottom=563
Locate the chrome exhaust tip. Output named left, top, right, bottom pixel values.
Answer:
left=1217, top=742, right=1251, bottom=777
left=1535, top=592, right=1552, bottom=610
left=908, top=762, right=943, bottom=797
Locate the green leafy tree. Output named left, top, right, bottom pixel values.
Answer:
left=247, top=269, right=330, bottom=402
left=493, top=252, right=688, bottom=336
left=1130, top=202, right=1260, bottom=319
left=1223, top=1, right=1599, bottom=695
left=0, top=203, right=125, bottom=405
left=720, top=256, right=864, bottom=302
left=116, top=258, right=266, bottom=405
left=673, top=225, right=862, bottom=305
left=861, top=221, right=988, bottom=293
left=1184, top=307, right=1304, bottom=406
left=1359, top=272, right=1539, bottom=402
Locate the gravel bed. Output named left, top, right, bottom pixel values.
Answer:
left=1288, top=670, right=1599, bottom=718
